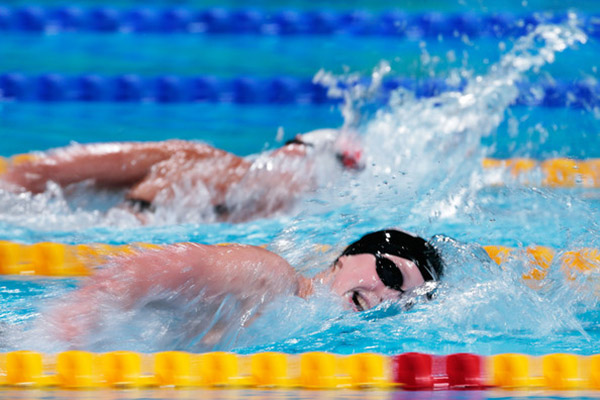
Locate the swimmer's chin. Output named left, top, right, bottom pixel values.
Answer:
left=346, top=296, right=360, bottom=312
left=300, top=279, right=364, bottom=313
left=300, top=270, right=366, bottom=312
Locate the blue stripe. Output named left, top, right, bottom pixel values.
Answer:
left=1, top=73, right=598, bottom=108
left=0, top=6, right=596, bottom=38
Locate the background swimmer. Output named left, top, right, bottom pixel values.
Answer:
left=0, top=129, right=363, bottom=222
left=47, top=229, right=443, bottom=346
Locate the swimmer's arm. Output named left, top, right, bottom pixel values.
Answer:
left=49, top=243, right=310, bottom=339
left=110, top=243, right=305, bottom=302
left=1, top=140, right=219, bottom=193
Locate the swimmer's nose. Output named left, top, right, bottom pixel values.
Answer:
left=337, top=149, right=364, bottom=171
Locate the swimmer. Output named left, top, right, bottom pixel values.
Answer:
left=48, top=229, right=443, bottom=344
left=0, top=129, right=363, bottom=222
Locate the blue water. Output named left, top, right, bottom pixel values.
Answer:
left=0, top=33, right=596, bottom=78
left=2, top=103, right=599, bottom=159
left=3, top=0, right=600, bottom=12
left=0, top=102, right=343, bottom=156
left=0, top=5, right=599, bottom=382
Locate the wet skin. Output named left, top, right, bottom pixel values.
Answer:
left=316, top=253, right=425, bottom=311
left=47, top=242, right=425, bottom=344
left=0, top=130, right=363, bottom=222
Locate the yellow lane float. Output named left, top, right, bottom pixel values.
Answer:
left=483, top=157, right=600, bottom=187
left=1, top=350, right=600, bottom=391
left=0, top=241, right=597, bottom=280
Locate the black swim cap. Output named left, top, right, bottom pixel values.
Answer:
left=340, top=229, right=444, bottom=283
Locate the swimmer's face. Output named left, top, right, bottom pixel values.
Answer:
left=289, top=129, right=364, bottom=171
left=327, top=253, right=425, bottom=311
left=333, top=135, right=364, bottom=171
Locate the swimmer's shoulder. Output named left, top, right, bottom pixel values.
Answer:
left=172, top=242, right=287, bottom=262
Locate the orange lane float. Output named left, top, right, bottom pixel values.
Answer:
left=483, top=157, right=600, bottom=188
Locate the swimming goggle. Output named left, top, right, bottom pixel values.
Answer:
left=339, top=229, right=444, bottom=287
left=374, top=253, right=405, bottom=292
left=284, top=135, right=363, bottom=170
left=284, top=137, right=313, bottom=147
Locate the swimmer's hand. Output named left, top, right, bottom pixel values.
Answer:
left=0, top=143, right=167, bottom=194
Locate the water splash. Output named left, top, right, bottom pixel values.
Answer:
left=1, top=17, right=599, bottom=355
left=240, top=234, right=600, bottom=355
left=0, top=19, right=587, bottom=231
left=310, top=17, right=587, bottom=229
left=245, top=18, right=598, bottom=355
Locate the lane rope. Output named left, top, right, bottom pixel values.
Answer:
left=0, top=350, right=599, bottom=390
left=483, top=158, right=600, bottom=188
left=0, top=73, right=598, bottom=107
left=0, top=240, right=596, bottom=279
left=0, top=6, right=597, bottom=38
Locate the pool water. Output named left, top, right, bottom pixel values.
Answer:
left=3, top=0, right=600, bottom=12
left=0, top=102, right=343, bottom=156
left=1, top=33, right=598, bottom=78
left=3, top=103, right=600, bottom=159
left=1, top=2, right=600, bottom=391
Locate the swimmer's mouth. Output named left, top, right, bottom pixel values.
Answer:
left=351, top=291, right=366, bottom=312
